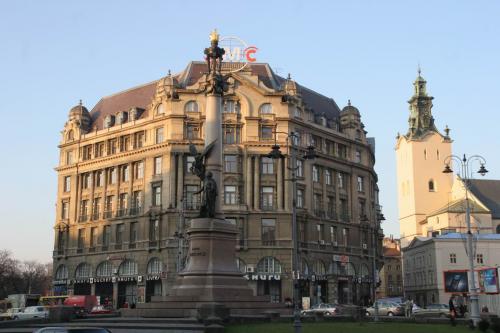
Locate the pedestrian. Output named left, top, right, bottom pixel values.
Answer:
left=481, top=305, right=489, bottom=313
left=405, top=298, right=411, bottom=318
left=409, top=299, right=414, bottom=317
left=449, top=296, right=456, bottom=325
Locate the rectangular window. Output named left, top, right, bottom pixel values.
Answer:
left=155, top=127, right=164, bottom=144
left=121, top=165, right=129, bottom=182
left=77, top=229, right=85, bottom=249
left=314, top=194, right=322, bottom=216
left=338, top=172, right=346, bottom=189
left=154, top=156, right=162, bottom=175
left=224, top=155, right=238, bottom=173
left=261, top=218, right=276, bottom=246
left=102, top=225, right=110, bottom=247
left=224, top=185, right=237, bottom=205
left=130, top=222, right=138, bottom=244
left=90, top=227, right=98, bottom=248
left=95, top=170, right=104, bottom=187
left=116, top=224, right=124, bottom=245
left=357, top=176, right=364, bottom=192
left=340, top=198, right=349, bottom=221
left=330, top=226, right=337, bottom=244
left=342, top=228, right=349, bottom=246
left=118, top=193, right=128, bottom=216
left=223, top=126, right=240, bottom=144
left=95, top=142, right=105, bottom=158
left=79, top=200, right=89, bottom=222
left=325, top=169, right=332, bottom=185
left=66, top=151, right=73, bottom=165
left=338, top=144, right=347, bottom=159
left=82, top=173, right=91, bottom=189
left=135, top=161, right=144, bottom=179
left=185, top=185, right=199, bottom=210
left=359, top=199, right=366, bottom=219
left=152, top=184, right=162, bottom=206
left=355, top=150, right=362, bottom=163
left=120, top=135, right=130, bottom=152
left=312, top=165, right=320, bottom=182
left=296, top=189, right=304, bottom=208
left=227, top=218, right=245, bottom=247
left=260, top=126, right=274, bottom=140
left=317, top=224, right=324, bottom=241
left=64, top=176, right=71, bottom=192
left=261, top=157, right=274, bottom=174
left=327, top=196, right=336, bottom=219
left=109, top=168, right=117, bottom=185
left=223, top=100, right=239, bottom=113
left=131, top=191, right=142, bottom=214
left=92, top=197, right=101, bottom=220
left=104, top=195, right=114, bottom=218
left=449, top=253, right=457, bottom=264
left=134, top=131, right=144, bottom=149
left=107, top=139, right=117, bottom=155
left=186, top=124, right=200, bottom=140
left=476, top=254, right=484, bottom=264
left=82, top=145, right=92, bottom=161
left=149, top=219, right=159, bottom=241
left=296, top=159, right=303, bottom=177
left=261, top=186, right=274, bottom=210
left=61, top=201, right=69, bottom=220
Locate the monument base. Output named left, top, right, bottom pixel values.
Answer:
left=123, top=218, right=288, bottom=319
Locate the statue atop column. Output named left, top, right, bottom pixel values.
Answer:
left=195, top=171, right=218, bottom=218
left=204, top=29, right=228, bottom=95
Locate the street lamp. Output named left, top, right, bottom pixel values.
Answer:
left=442, top=154, right=488, bottom=326
left=267, top=131, right=315, bottom=333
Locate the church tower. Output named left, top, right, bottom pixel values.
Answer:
left=395, top=70, right=453, bottom=247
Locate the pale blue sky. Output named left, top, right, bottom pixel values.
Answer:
left=1, top=0, right=499, bottom=262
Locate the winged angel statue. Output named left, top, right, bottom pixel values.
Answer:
left=188, top=140, right=217, bottom=217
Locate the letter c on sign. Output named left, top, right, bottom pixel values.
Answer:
left=245, top=46, right=258, bottom=62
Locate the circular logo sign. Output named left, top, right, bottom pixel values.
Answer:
left=219, top=36, right=258, bottom=73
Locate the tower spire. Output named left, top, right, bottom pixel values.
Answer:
left=406, top=70, right=436, bottom=138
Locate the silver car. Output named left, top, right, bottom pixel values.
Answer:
left=366, top=301, right=404, bottom=316
left=413, top=304, right=450, bottom=318
left=301, top=303, right=340, bottom=316
left=13, top=306, right=48, bottom=320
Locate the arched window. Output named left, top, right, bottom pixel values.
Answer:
left=118, top=260, right=138, bottom=276
left=66, top=130, right=74, bottom=141
left=313, top=260, right=326, bottom=275
left=346, top=263, right=356, bottom=276
left=257, top=256, right=282, bottom=274
left=428, top=179, right=435, bottom=192
left=75, top=263, right=92, bottom=278
left=55, top=265, right=68, bottom=280
left=96, top=261, right=113, bottom=277
left=104, top=115, right=115, bottom=128
left=156, top=103, right=165, bottom=115
left=147, top=258, right=163, bottom=275
left=300, top=258, right=310, bottom=275
left=184, top=101, right=199, bottom=113
left=236, top=258, right=246, bottom=273
left=259, top=103, right=272, bottom=114
left=360, top=263, right=370, bottom=277
left=496, top=225, right=500, bottom=234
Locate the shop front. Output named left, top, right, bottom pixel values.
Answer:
left=73, top=263, right=92, bottom=295
left=94, top=261, right=114, bottom=306
left=117, top=260, right=139, bottom=308
left=145, top=257, right=164, bottom=302
left=245, top=256, right=283, bottom=303
left=53, top=265, right=69, bottom=296
left=331, top=256, right=356, bottom=304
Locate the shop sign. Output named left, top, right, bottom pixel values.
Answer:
left=72, top=278, right=93, bottom=284
left=115, top=276, right=138, bottom=282
left=354, top=277, right=373, bottom=284
left=53, top=279, right=68, bottom=285
left=292, top=272, right=328, bottom=281
left=146, top=275, right=162, bottom=281
left=337, top=277, right=349, bottom=281
left=219, top=36, right=258, bottom=73
left=244, top=274, right=281, bottom=281
left=91, top=277, right=113, bottom=283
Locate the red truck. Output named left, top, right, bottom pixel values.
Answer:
left=63, top=295, right=98, bottom=317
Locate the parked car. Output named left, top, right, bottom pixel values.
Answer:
left=13, top=306, right=48, bottom=320
left=301, top=303, right=341, bottom=316
left=90, top=305, right=112, bottom=315
left=366, top=301, right=404, bottom=316
left=0, top=308, right=22, bottom=320
left=412, top=304, right=449, bottom=318
left=33, top=327, right=111, bottom=333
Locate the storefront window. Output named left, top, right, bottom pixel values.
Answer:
left=119, top=260, right=138, bottom=276
left=96, top=261, right=113, bottom=277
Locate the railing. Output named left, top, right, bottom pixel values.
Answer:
left=78, top=215, right=88, bottom=222
left=260, top=204, right=275, bottom=211
left=76, top=248, right=83, bottom=254
left=89, top=247, right=96, bottom=253
left=114, top=244, right=122, bottom=250
left=116, top=209, right=128, bottom=217
left=103, top=211, right=113, bottom=219
left=149, top=240, right=158, bottom=248
left=340, top=213, right=350, bottom=222
left=262, top=240, right=276, bottom=246
left=129, top=206, right=143, bottom=216
left=101, top=245, right=109, bottom=251
left=91, top=212, right=100, bottom=220
left=128, top=243, right=136, bottom=249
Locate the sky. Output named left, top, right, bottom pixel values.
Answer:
left=0, top=0, right=499, bottom=263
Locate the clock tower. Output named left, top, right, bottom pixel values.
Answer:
left=395, top=70, right=453, bottom=247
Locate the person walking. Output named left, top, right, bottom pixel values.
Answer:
left=405, top=298, right=412, bottom=318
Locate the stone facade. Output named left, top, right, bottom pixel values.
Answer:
left=52, top=61, right=384, bottom=308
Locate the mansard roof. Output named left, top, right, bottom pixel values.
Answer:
left=88, top=61, right=341, bottom=130
left=468, top=179, right=500, bottom=219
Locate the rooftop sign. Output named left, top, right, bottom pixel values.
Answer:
left=219, top=36, right=258, bottom=72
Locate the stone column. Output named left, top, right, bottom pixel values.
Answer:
left=204, top=94, right=223, bottom=217
left=91, top=283, right=96, bottom=296
left=284, top=158, right=290, bottom=211
left=254, top=156, right=260, bottom=210
left=169, top=153, right=176, bottom=208
left=112, top=282, right=118, bottom=309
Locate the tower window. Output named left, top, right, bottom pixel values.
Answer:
left=428, top=180, right=435, bottom=192
left=424, top=149, right=427, bottom=160
left=437, top=150, right=440, bottom=160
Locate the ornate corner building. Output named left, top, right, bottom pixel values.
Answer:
left=53, top=61, right=384, bottom=308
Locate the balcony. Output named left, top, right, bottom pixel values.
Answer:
left=101, top=245, right=109, bottom=251
left=76, top=248, right=84, bottom=254
left=89, top=247, right=96, bottom=253
left=262, top=240, right=276, bottom=246
left=128, top=243, right=136, bottom=249
left=326, top=211, right=337, bottom=220
left=91, top=212, right=101, bottom=221
left=103, top=211, right=113, bottom=219
left=129, top=206, right=143, bottom=216
left=115, top=209, right=128, bottom=218
left=340, top=213, right=350, bottom=222
left=260, top=203, right=275, bottom=211
left=149, top=240, right=158, bottom=248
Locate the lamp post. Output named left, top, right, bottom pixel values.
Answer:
left=267, top=131, right=315, bottom=333
left=442, top=154, right=488, bottom=326
left=174, top=199, right=185, bottom=273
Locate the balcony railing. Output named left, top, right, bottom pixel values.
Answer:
left=116, top=209, right=128, bottom=217
left=78, top=215, right=88, bottom=222
left=103, top=211, right=113, bottom=219
left=129, top=206, right=143, bottom=216
left=114, top=244, right=122, bottom=250
left=91, top=212, right=100, bottom=220
left=340, top=213, right=350, bottom=222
